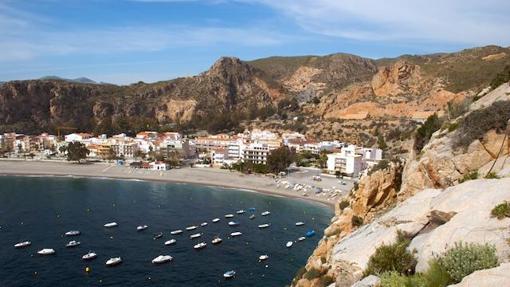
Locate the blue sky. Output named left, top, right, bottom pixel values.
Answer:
left=1, top=0, right=509, bottom=84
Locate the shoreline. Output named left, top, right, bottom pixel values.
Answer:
left=0, top=160, right=336, bottom=210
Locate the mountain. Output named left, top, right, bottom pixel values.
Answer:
left=1, top=46, right=509, bottom=139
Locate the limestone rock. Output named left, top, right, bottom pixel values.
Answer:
left=351, top=275, right=380, bottom=287
left=448, top=263, right=510, bottom=287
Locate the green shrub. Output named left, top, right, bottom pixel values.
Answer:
left=436, top=242, right=498, bottom=283
left=351, top=215, right=364, bottom=227
left=421, top=260, right=454, bottom=287
left=414, top=114, right=443, bottom=152
left=380, top=272, right=426, bottom=287
left=303, top=268, right=324, bottom=280
left=454, top=101, right=510, bottom=149
left=490, top=65, right=510, bottom=89
left=458, top=171, right=478, bottom=183
left=338, top=200, right=350, bottom=211
left=368, top=159, right=390, bottom=175
left=485, top=172, right=500, bottom=179
left=365, top=231, right=417, bottom=276
left=491, top=202, right=510, bottom=219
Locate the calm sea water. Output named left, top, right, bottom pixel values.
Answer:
left=0, top=176, right=332, bottom=287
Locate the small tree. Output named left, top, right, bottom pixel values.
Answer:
left=64, top=142, right=90, bottom=163
left=267, top=146, right=296, bottom=173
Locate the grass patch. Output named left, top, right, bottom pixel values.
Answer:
left=485, top=172, right=500, bottom=179
left=351, top=215, right=364, bottom=228
left=338, top=199, right=350, bottom=211
left=414, top=114, right=443, bottom=152
left=368, top=159, right=390, bottom=176
left=491, top=202, right=510, bottom=219
left=459, top=171, right=478, bottom=183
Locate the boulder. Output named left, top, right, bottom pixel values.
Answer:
left=350, top=275, right=380, bottom=287
left=448, top=263, right=510, bottom=287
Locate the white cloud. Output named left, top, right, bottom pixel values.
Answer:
left=253, top=0, right=510, bottom=46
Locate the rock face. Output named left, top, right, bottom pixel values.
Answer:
left=448, top=263, right=510, bottom=287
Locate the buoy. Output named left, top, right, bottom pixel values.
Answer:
left=85, top=267, right=91, bottom=273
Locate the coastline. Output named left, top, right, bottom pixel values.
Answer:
left=0, top=160, right=336, bottom=210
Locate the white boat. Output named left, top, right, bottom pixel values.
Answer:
left=224, top=270, right=236, bottom=279
left=66, top=240, right=81, bottom=248
left=295, top=222, right=305, bottom=226
left=106, top=257, right=122, bottom=266
left=298, top=237, right=306, bottom=242
left=104, top=222, right=118, bottom=228
left=65, top=230, right=81, bottom=236
left=194, top=242, right=207, bottom=249
left=228, top=221, right=239, bottom=226
left=189, top=233, right=202, bottom=239
left=14, top=241, right=31, bottom=248
left=249, top=214, right=256, bottom=220
left=258, top=223, right=271, bottom=229
left=261, top=211, right=271, bottom=216
left=212, top=218, right=220, bottom=223
left=37, top=248, right=56, bottom=255
left=230, top=232, right=242, bottom=237
left=286, top=241, right=293, bottom=248
left=82, top=251, right=97, bottom=260
left=224, top=214, right=234, bottom=218
left=236, top=210, right=245, bottom=214
left=259, top=254, right=269, bottom=261
left=170, top=229, right=183, bottom=235
left=137, top=225, right=148, bottom=231
left=200, top=222, right=208, bottom=227
left=153, top=232, right=163, bottom=240
left=186, top=225, right=197, bottom=231
left=152, top=255, right=173, bottom=264
left=164, top=239, right=176, bottom=246
left=212, top=237, right=222, bottom=244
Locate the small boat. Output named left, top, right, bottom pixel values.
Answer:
left=106, top=257, right=122, bottom=266
left=14, top=241, right=31, bottom=248
left=228, top=221, right=239, bottom=226
left=305, top=230, right=316, bottom=237
left=66, top=240, right=81, bottom=248
left=259, top=254, right=269, bottom=261
left=286, top=241, right=293, bottom=248
left=224, top=270, right=236, bottom=279
left=104, top=222, right=118, bottom=228
left=189, top=233, right=202, bottom=239
left=212, top=218, right=220, bottom=223
left=37, top=248, right=56, bottom=255
left=153, top=232, right=163, bottom=240
left=200, top=222, right=208, bottom=227
left=295, top=222, right=305, bottom=226
left=261, top=211, right=271, bottom=216
left=164, top=239, right=176, bottom=246
left=137, top=225, right=148, bottom=231
left=212, top=237, right=222, bottom=244
left=65, top=230, right=81, bottom=236
left=230, top=232, right=242, bottom=237
left=186, top=226, right=197, bottom=231
left=194, top=242, right=207, bottom=249
left=170, top=229, right=183, bottom=235
left=236, top=210, right=245, bottom=214
left=152, top=255, right=173, bottom=264
left=249, top=214, right=256, bottom=220
left=224, top=214, right=234, bottom=218
left=248, top=207, right=256, bottom=212
left=82, top=251, right=97, bottom=260
left=298, top=237, right=306, bottom=242
left=258, top=223, right=271, bottom=229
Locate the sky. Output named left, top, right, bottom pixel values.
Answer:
left=1, top=0, right=510, bottom=84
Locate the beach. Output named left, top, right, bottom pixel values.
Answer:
left=0, top=160, right=344, bottom=209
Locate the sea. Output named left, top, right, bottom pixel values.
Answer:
left=0, top=176, right=333, bottom=286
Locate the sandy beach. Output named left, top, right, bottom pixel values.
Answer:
left=0, top=160, right=340, bottom=209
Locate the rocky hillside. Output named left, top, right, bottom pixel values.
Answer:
left=291, top=83, right=510, bottom=287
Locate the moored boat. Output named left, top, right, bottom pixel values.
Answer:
left=37, top=248, right=56, bottom=255
left=153, top=232, right=163, bottom=240
left=248, top=207, right=256, bottom=212
left=170, top=229, right=183, bottom=235
left=212, top=237, right=222, bottom=244
left=236, top=210, right=245, bottom=214
left=200, top=222, right=208, bottom=227
left=249, top=214, right=256, bottom=220
left=261, top=211, right=270, bottom=216
left=186, top=225, right=197, bottom=231
left=164, top=239, right=176, bottom=246
left=230, top=231, right=242, bottom=237
left=14, top=241, right=31, bottom=248
left=228, top=221, right=239, bottom=226
left=66, top=240, right=81, bottom=248
left=286, top=241, right=293, bottom=248
left=212, top=218, right=220, bottom=223
left=82, top=251, right=97, bottom=260
left=65, top=230, right=81, bottom=236
left=298, top=236, right=306, bottom=242
left=224, top=270, right=236, bottom=279
left=194, top=242, right=207, bottom=249
left=104, top=222, right=118, bottom=228
left=152, top=255, right=173, bottom=264
left=106, top=257, right=122, bottom=266
left=224, top=214, right=234, bottom=218
left=295, top=222, right=305, bottom=226
left=137, top=225, right=148, bottom=231
left=305, top=230, right=316, bottom=237
left=259, top=254, right=269, bottom=261
left=258, top=223, right=270, bottom=229
left=189, top=233, right=202, bottom=239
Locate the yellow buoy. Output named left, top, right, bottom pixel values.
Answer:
left=85, top=267, right=91, bottom=273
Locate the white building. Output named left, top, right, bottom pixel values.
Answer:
left=326, top=152, right=363, bottom=177
left=243, top=142, right=270, bottom=165
left=64, top=133, right=93, bottom=143
left=150, top=161, right=169, bottom=171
